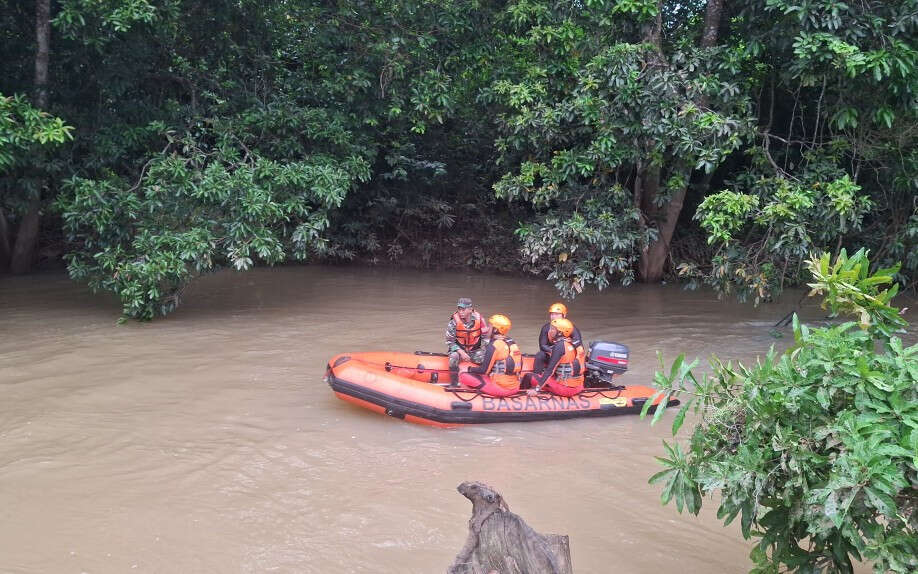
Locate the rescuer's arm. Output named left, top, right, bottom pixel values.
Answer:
left=466, top=343, right=495, bottom=375
left=538, top=324, right=552, bottom=353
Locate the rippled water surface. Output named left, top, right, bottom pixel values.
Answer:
left=2, top=266, right=913, bottom=573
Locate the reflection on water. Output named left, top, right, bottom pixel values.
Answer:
left=1, top=266, right=911, bottom=573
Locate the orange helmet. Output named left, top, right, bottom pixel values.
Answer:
left=548, top=302, right=567, bottom=316
left=488, top=314, right=512, bottom=335
left=550, top=317, right=574, bottom=337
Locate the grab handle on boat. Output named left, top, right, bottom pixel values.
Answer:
left=414, top=350, right=449, bottom=357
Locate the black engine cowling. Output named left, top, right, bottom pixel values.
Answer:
left=583, top=341, right=629, bottom=387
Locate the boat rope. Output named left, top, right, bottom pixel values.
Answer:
left=450, top=389, right=480, bottom=402
left=385, top=362, right=541, bottom=375
left=447, top=388, right=556, bottom=401
left=445, top=387, right=619, bottom=401
left=578, top=387, right=625, bottom=400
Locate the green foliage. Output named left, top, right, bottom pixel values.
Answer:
left=696, top=191, right=760, bottom=245
left=0, top=92, right=74, bottom=244
left=327, top=183, right=522, bottom=272
left=679, top=0, right=918, bottom=299
left=0, top=93, right=73, bottom=171
left=25, top=0, right=497, bottom=311
left=57, top=129, right=369, bottom=319
left=489, top=1, right=754, bottom=294
left=686, top=168, right=875, bottom=304
left=514, top=188, right=653, bottom=297
left=53, top=0, right=158, bottom=41
left=611, top=0, right=660, bottom=20
left=806, top=249, right=907, bottom=340
left=2, top=0, right=916, bottom=311
left=643, top=250, right=918, bottom=573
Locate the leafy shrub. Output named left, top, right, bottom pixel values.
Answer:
left=514, top=189, right=653, bottom=297
left=644, top=249, right=917, bottom=573
left=684, top=169, right=875, bottom=305
left=0, top=92, right=73, bottom=170
left=57, top=130, right=369, bottom=320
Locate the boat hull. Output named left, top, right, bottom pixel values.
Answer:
left=326, top=352, right=676, bottom=427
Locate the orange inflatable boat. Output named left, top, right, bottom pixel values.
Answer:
left=324, top=342, right=676, bottom=427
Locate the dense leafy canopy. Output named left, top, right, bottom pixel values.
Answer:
left=0, top=0, right=915, bottom=318
left=644, top=249, right=917, bottom=573
left=682, top=1, right=918, bottom=301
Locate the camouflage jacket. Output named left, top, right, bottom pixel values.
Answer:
left=445, top=312, right=489, bottom=353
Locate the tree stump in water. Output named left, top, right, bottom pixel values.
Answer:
left=448, top=481, right=573, bottom=574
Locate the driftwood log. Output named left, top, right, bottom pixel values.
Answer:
left=448, top=481, right=573, bottom=574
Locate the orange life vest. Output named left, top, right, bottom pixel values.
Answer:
left=452, top=311, right=484, bottom=350
left=485, top=338, right=522, bottom=390
left=553, top=340, right=584, bottom=387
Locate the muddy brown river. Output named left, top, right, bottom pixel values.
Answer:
left=2, top=266, right=913, bottom=573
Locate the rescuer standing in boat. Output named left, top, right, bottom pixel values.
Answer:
left=445, top=298, right=491, bottom=386
left=522, top=317, right=585, bottom=397
left=534, top=302, right=583, bottom=373
left=458, top=314, right=522, bottom=396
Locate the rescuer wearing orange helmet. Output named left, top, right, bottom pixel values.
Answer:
left=534, top=302, right=583, bottom=373
left=445, top=297, right=491, bottom=385
left=458, top=314, right=523, bottom=397
left=521, top=317, right=585, bottom=397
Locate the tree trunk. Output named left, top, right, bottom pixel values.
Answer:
left=12, top=0, right=52, bottom=274
left=645, top=8, right=662, bottom=49
left=638, top=184, right=687, bottom=283
left=638, top=164, right=661, bottom=216
left=35, top=0, right=50, bottom=109
left=701, top=0, right=724, bottom=49
left=10, top=197, right=41, bottom=274
left=637, top=0, right=723, bottom=283
left=448, top=482, right=573, bottom=574
left=0, top=207, right=11, bottom=272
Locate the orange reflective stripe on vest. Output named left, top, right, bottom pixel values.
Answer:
left=452, top=311, right=484, bottom=350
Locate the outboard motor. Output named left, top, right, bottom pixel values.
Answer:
left=584, top=341, right=629, bottom=387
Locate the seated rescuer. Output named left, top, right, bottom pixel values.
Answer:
left=459, top=314, right=522, bottom=397
left=521, top=317, right=585, bottom=397
left=534, top=302, right=584, bottom=373
left=445, top=297, right=491, bottom=385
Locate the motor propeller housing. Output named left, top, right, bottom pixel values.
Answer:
left=584, top=341, right=629, bottom=386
